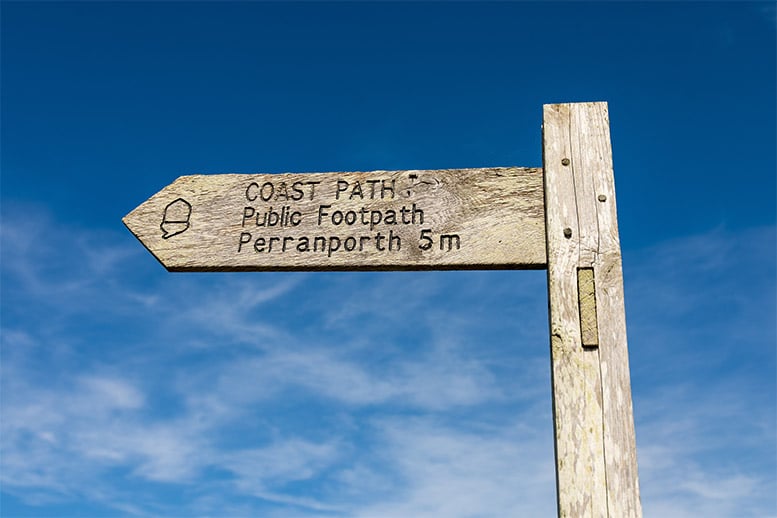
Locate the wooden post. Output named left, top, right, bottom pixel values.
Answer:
left=543, top=102, right=642, bottom=517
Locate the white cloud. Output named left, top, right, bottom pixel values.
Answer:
left=1, top=209, right=775, bottom=516
left=350, top=416, right=556, bottom=518
left=77, top=375, right=145, bottom=410
left=626, top=226, right=776, bottom=518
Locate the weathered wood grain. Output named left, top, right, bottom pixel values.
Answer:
left=123, top=167, right=547, bottom=271
left=544, top=103, right=608, bottom=517
left=543, top=102, right=642, bottom=517
left=574, top=103, right=642, bottom=518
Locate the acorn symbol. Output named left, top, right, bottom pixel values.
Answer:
left=160, top=198, right=192, bottom=239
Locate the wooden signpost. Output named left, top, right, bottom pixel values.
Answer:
left=124, top=101, right=642, bottom=517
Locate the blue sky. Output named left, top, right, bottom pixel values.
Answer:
left=1, top=2, right=775, bottom=517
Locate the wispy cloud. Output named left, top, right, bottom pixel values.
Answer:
left=626, top=226, right=776, bottom=518
left=350, top=415, right=556, bottom=517
left=1, top=206, right=775, bottom=516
